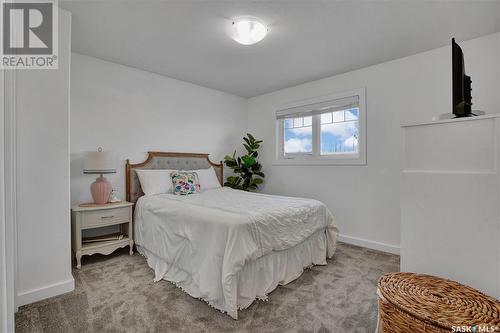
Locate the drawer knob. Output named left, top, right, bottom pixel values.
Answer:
left=101, top=215, right=115, bottom=219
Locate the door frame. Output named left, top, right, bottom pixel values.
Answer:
left=1, top=68, right=18, bottom=332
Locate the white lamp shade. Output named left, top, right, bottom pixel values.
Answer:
left=83, top=151, right=116, bottom=174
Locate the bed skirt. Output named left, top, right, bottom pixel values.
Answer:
left=137, top=228, right=335, bottom=319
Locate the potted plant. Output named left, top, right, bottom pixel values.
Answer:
left=224, top=133, right=265, bottom=191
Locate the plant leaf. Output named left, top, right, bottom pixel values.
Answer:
left=241, top=156, right=255, bottom=167
left=243, top=144, right=253, bottom=154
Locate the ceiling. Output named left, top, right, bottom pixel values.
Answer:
left=61, top=1, right=500, bottom=98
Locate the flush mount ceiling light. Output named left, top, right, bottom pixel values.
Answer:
left=229, top=17, right=268, bottom=45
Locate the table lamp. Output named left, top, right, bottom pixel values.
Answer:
left=83, top=147, right=116, bottom=204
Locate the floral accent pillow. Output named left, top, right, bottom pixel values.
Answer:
left=170, top=171, right=201, bottom=195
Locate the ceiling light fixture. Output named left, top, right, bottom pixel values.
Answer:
left=229, top=17, right=268, bottom=45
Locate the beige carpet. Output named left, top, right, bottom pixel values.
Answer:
left=16, top=242, right=399, bottom=333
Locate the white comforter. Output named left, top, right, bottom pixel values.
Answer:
left=134, top=187, right=338, bottom=318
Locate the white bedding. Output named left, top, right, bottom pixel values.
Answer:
left=134, top=187, right=338, bottom=319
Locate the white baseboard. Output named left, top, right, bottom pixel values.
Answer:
left=338, top=234, right=400, bottom=255
left=16, top=278, right=74, bottom=307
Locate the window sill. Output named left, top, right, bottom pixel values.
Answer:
left=273, top=157, right=366, bottom=166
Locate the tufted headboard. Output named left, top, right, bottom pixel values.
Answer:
left=125, top=152, right=223, bottom=204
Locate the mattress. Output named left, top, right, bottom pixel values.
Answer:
left=134, top=187, right=338, bottom=318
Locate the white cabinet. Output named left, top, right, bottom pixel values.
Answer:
left=401, top=114, right=500, bottom=299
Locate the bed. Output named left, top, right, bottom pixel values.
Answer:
left=126, top=152, right=338, bottom=319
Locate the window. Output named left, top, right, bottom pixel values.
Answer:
left=276, top=89, right=366, bottom=165
left=320, top=108, right=359, bottom=155
left=284, top=116, right=312, bottom=154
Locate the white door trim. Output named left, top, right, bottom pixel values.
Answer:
left=1, top=68, right=18, bottom=332
left=0, top=69, right=9, bottom=333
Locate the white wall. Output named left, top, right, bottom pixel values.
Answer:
left=70, top=54, right=248, bottom=205
left=15, top=9, right=74, bottom=306
left=247, top=33, right=500, bottom=254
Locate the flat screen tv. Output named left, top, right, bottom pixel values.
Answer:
left=452, top=38, right=473, bottom=117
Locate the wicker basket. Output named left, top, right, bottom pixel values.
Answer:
left=377, top=272, right=500, bottom=333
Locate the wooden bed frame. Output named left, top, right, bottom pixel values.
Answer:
left=125, top=152, right=223, bottom=204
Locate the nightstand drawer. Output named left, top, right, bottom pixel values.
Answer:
left=81, top=207, right=130, bottom=228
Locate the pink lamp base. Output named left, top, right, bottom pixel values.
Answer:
left=90, top=176, right=112, bottom=204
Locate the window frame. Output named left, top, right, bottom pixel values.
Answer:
left=274, top=88, right=366, bottom=166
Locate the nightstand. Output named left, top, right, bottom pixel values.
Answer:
left=71, top=202, right=134, bottom=269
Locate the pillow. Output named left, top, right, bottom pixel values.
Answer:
left=135, top=169, right=176, bottom=196
left=171, top=171, right=201, bottom=195
left=194, top=167, right=221, bottom=190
